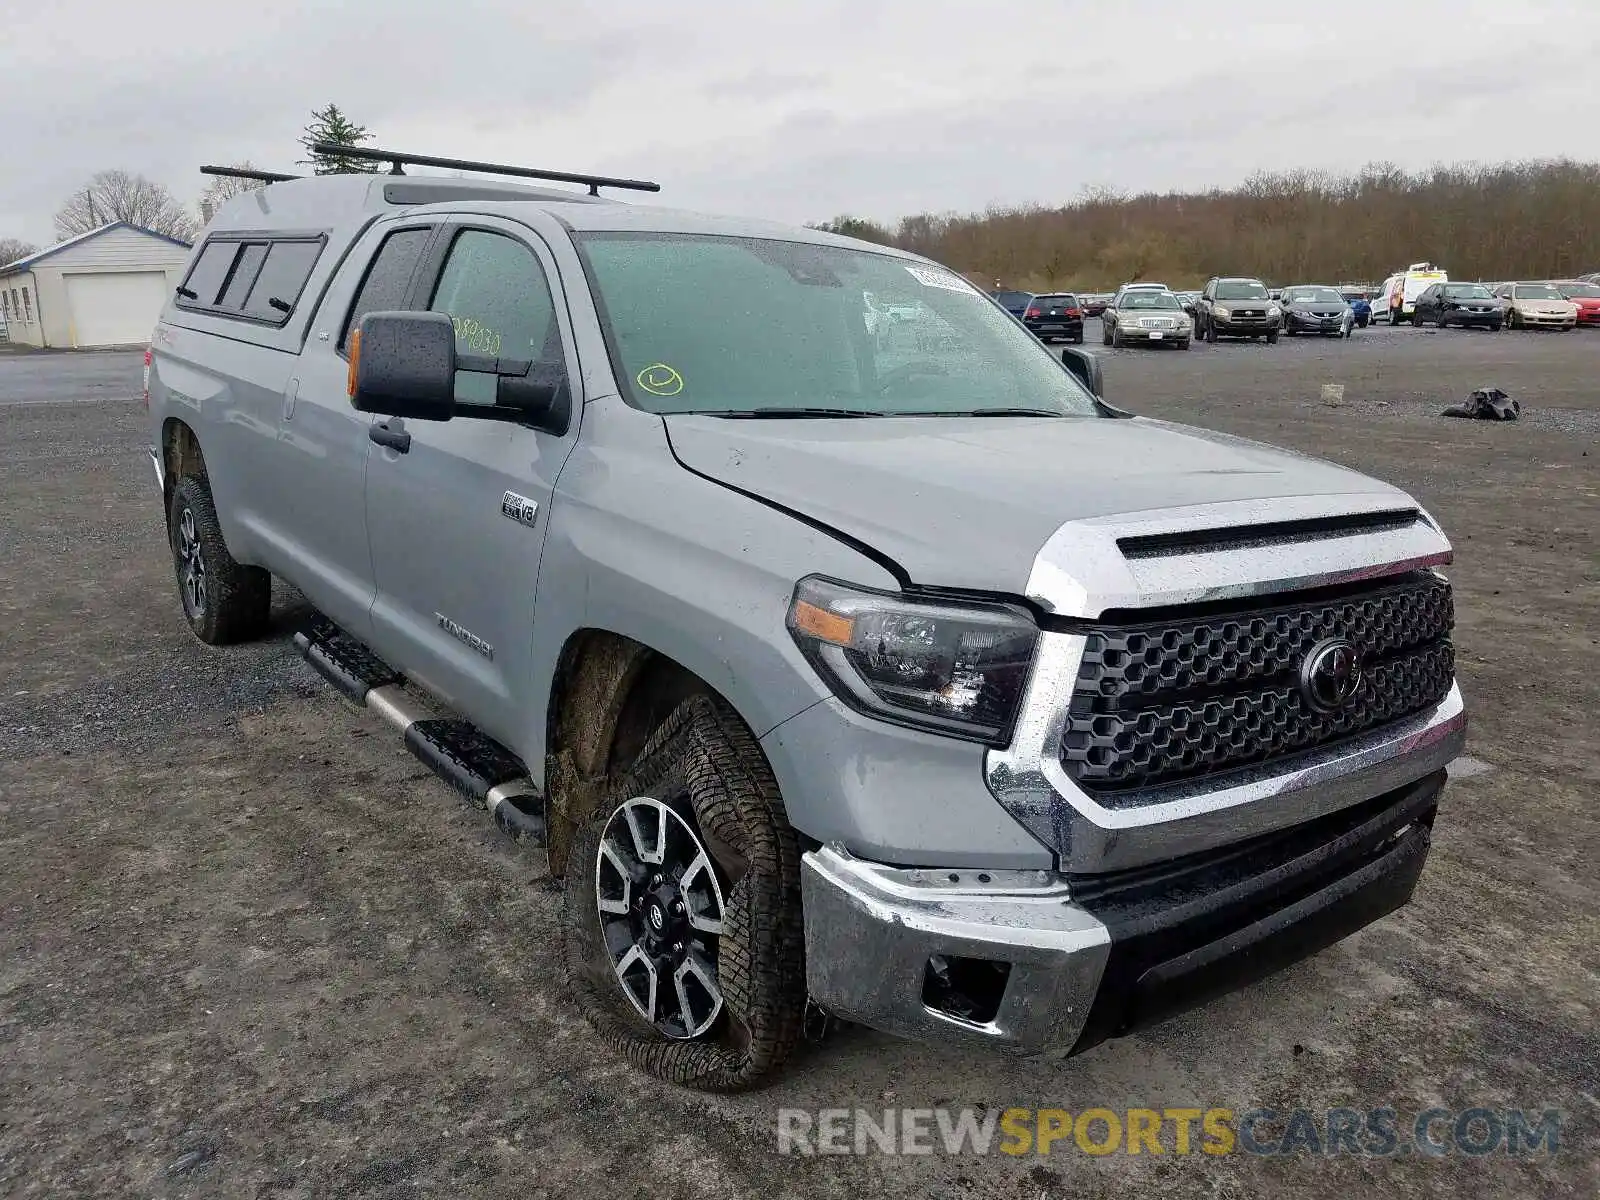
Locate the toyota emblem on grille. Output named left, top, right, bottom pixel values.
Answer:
left=1300, top=638, right=1363, bottom=712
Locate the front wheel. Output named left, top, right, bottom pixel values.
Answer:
left=560, top=695, right=806, bottom=1092
left=1266, top=329, right=1279, bottom=344
left=1204, top=319, right=1217, bottom=344
left=167, top=475, right=271, bottom=645
left=1177, top=338, right=1191, bottom=350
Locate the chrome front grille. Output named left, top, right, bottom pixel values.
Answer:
left=1059, top=572, right=1455, bottom=801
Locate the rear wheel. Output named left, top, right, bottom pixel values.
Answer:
left=167, top=475, right=271, bottom=645
left=560, top=695, right=806, bottom=1092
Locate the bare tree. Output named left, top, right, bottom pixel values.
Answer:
left=54, top=170, right=197, bottom=242
left=826, top=159, right=1600, bottom=292
left=0, top=237, right=38, bottom=267
left=198, top=163, right=269, bottom=224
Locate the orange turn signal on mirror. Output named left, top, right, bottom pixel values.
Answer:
left=346, top=329, right=361, bottom=397
left=792, top=600, right=854, bottom=646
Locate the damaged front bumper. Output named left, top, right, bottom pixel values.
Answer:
left=802, top=769, right=1444, bottom=1056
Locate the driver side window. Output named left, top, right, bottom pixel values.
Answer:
left=428, top=229, right=559, bottom=405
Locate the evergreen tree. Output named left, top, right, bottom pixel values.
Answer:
left=297, top=105, right=378, bottom=175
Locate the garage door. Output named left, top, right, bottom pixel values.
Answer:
left=63, top=271, right=171, bottom=347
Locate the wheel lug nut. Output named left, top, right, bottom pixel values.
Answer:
left=673, top=901, right=685, bottom=914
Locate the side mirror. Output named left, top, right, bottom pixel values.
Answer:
left=351, top=310, right=572, bottom=433
left=1061, top=346, right=1103, bottom=398
left=350, top=310, right=457, bottom=421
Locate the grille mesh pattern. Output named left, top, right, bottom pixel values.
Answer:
left=1061, top=574, right=1454, bottom=796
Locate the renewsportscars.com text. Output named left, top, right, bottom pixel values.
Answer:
left=776, top=1106, right=1564, bottom=1158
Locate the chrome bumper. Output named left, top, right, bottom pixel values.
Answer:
left=802, top=767, right=1446, bottom=1057
left=801, top=846, right=1109, bottom=1054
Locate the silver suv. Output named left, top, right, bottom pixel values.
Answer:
left=147, top=149, right=1466, bottom=1091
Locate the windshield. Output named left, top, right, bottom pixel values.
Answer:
left=1444, top=284, right=1494, bottom=299
left=1122, top=292, right=1181, bottom=310
left=1513, top=284, right=1562, bottom=300
left=577, top=233, right=1102, bottom=418
left=1215, top=281, right=1270, bottom=300
left=1558, top=283, right=1600, bottom=298
left=1285, top=287, right=1344, bottom=303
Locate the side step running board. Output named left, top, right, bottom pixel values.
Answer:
left=293, top=615, right=545, bottom=845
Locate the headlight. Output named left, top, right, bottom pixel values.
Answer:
left=786, top=576, right=1038, bottom=743
left=1267, top=304, right=1282, bottom=317
left=1212, top=306, right=1231, bottom=318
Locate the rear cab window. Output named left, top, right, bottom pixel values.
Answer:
left=1033, top=294, right=1078, bottom=309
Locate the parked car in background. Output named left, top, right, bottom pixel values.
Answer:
left=1175, top=290, right=1202, bottom=319
left=1373, top=264, right=1449, bottom=325
left=1551, top=280, right=1600, bottom=327
left=1102, top=287, right=1192, bottom=348
left=1340, top=289, right=1372, bottom=327
left=1080, top=293, right=1109, bottom=317
left=1022, top=292, right=1085, bottom=343
left=1197, top=277, right=1281, bottom=343
left=990, top=289, right=1034, bottom=319
left=1495, top=282, right=1578, bottom=330
left=1279, top=286, right=1354, bottom=337
left=1411, top=282, right=1505, bottom=331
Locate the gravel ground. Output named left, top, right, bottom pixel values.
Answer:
left=0, top=328, right=1595, bottom=1199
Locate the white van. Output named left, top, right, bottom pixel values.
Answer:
left=1374, top=263, right=1449, bottom=325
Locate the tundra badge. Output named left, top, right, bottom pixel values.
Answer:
left=501, top=491, right=539, bottom=528
left=436, top=613, right=494, bottom=661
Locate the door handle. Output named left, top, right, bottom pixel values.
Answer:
left=369, top=421, right=411, bottom=454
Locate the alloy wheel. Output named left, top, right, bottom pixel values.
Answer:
left=595, top=795, right=727, bottom=1039
left=176, top=506, right=207, bottom=618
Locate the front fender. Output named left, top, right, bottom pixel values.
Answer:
left=523, top=393, right=899, bottom=787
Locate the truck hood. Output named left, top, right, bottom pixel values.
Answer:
left=664, top=414, right=1408, bottom=594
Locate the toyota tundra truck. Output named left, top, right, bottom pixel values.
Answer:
left=146, top=146, right=1466, bottom=1092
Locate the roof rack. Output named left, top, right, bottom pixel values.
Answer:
left=308, top=142, right=661, bottom=196
left=200, top=165, right=302, bottom=183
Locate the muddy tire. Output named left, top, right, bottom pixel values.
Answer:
left=167, top=475, right=271, bottom=645
left=560, top=694, right=805, bottom=1092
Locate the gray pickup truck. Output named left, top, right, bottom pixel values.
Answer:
left=146, top=150, right=1465, bottom=1093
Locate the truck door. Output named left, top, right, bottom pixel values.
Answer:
left=273, top=220, right=439, bottom=638
left=361, top=219, right=582, bottom=748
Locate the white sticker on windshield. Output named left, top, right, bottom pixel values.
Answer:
left=905, top=265, right=977, bottom=294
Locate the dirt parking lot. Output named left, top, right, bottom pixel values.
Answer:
left=1, top=327, right=1596, bottom=1199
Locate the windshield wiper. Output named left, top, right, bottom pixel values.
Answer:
left=709, top=407, right=885, bottom=419
left=893, top=408, right=1066, bottom=418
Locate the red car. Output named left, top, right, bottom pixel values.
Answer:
left=1553, top=280, right=1600, bottom=326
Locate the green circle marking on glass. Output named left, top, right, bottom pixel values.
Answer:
left=637, top=363, right=684, bottom=396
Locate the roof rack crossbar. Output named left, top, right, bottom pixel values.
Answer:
left=309, top=142, right=661, bottom=195
left=200, top=165, right=302, bottom=183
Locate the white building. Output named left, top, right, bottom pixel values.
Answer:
left=0, top=222, right=192, bottom=349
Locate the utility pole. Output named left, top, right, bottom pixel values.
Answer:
left=85, top=187, right=96, bottom=227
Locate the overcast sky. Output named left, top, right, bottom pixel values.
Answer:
left=2, top=0, right=1597, bottom=247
